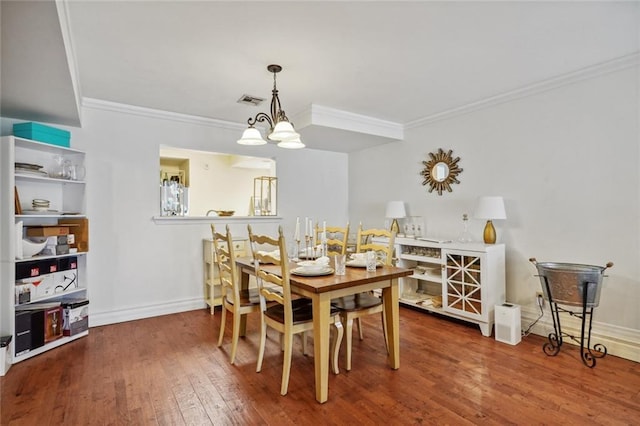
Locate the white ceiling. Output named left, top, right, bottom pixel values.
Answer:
left=1, top=1, right=638, bottom=152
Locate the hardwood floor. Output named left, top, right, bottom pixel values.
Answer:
left=2, top=306, right=639, bottom=425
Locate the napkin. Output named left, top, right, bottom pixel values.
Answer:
left=351, top=253, right=366, bottom=261
left=297, top=256, right=330, bottom=268
left=257, top=250, right=280, bottom=261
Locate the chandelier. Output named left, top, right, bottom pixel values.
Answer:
left=237, top=64, right=305, bottom=149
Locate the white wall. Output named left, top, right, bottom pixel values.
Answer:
left=349, top=65, right=640, bottom=359
left=1, top=103, right=349, bottom=326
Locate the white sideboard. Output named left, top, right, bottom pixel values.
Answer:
left=394, top=237, right=505, bottom=336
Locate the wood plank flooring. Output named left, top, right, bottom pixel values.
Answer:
left=2, top=306, right=639, bottom=425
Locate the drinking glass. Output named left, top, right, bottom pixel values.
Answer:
left=365, top=250, right=377, bottom=272
left=335, top=254, right=346, bottom=275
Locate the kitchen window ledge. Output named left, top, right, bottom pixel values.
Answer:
left=152, top=215, right=282, bottom=225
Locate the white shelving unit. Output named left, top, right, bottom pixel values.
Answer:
left=394, top=237, right=505, bottom=336
left=1, top=136, right=89, bottom=374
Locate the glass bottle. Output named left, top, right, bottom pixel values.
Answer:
left=457, top=213, right=473, bottom=243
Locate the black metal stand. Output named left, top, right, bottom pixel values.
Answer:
left=541, top=276, right=607, bottom=368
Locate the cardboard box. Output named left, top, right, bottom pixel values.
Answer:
left=15, top=282, right=33, bottom=305
left=16, top=269, right=78, bottom=300
left=62, top=299, right=89, bottom=336
left=15, top=258, right=57, bottom=280
left=15, top=310, right=45, bottom=356
left=41, top=244, right=69, bottom=256
left=25, top=226, right=69, bottom=237
left=57, top=256, right=78, bottom=272
left=43, top=235, right=69, bottom=245
left=13, top=122, right=71, bottom=148
left=44, top=306, right=63, bottom=343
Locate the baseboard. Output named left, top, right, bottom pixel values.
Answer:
left=89, top=297, right=206, bottom=328
left=521, top=304, right=640, bottom=363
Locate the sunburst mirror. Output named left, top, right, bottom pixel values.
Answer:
left=420, top=148, right=463, bottom=196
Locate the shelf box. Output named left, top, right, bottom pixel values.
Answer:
left=44, top=306, right=63, bottom=343
left=13, top=122, right=70, bottom=148
left=58, top=218, right=89, bottom=252
left=26, top=225, right=70, bottom=237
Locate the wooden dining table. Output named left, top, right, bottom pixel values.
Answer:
left=235, top=256, right=413, bottom=403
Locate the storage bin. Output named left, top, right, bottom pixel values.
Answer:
left=0, top=336, right=12, bottom=376
left=13, top=122, right=71, bottom=148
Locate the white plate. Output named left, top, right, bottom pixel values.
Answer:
left=15, top=169, right=49, bottom=177
left=21, top=209, right=59, bottom=215
left=291, top=266, right=334, bottom=276
left=297, top=260, right=330, bottom=267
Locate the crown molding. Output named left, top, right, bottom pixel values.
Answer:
left=82, top=97, right=246, bottom=131
left=406, top=52, right=640, bottom=129
left=55, top=0, right=83, bottom=124
left=293, top=104, right=404, bottom=140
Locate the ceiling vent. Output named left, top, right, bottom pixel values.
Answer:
left=237, top=94, right=265, bottom=106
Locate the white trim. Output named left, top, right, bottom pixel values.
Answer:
left=152, top=215, right=283, bottom=225
left=89, top=298, right=205, bottom=327
left=406, top=52, right=640, bottom=129
left=521, top=305, right=640, bottom=363
left=81, top=98, right=246, bottom=131
left=55, top=0, right=83, bottom=124
left=293, top=104, right=404, bottom=140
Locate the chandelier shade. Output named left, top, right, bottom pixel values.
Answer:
left=238, top=64, right=304, bottom=149
left=277, top=138, right=305, bottom=149
left=269, top=120, right=299, bottom=141
left=237, top=127, right=267, bottom=146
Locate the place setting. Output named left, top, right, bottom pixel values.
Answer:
left=291, top=256, right=334, bottom=276
left=345, top=251, right=381, bottom=271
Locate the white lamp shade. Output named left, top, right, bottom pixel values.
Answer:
left=277, top=138, right=305, bottom=149
left=237, top=127, right=267, bottom=146
left=385, top=201, right=406, bottom=219
left=268, top=121, right=300, bottom=141
left=474, top=196, right=507, bottom=220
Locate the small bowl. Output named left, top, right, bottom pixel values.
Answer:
left=215, top=210, right=235, bottom=217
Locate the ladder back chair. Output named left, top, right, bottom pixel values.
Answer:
left=211, top=224, right=261, bottom=365
left=315, top=222, right=350, bottom=256
left=248, top=225, right=344, bottom=396
left=332, top=223, right=396, bottom=371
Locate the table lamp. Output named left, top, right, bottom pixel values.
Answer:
left=474, top=196, right=506, bottom=244
left=385, top=201, right=406, bottom=235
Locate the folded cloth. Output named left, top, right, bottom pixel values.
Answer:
left=315, top=256, right=330, bottom=265
left=257, top=250, right=280, bottom=261
left=298, top=256, right=330, bottom=267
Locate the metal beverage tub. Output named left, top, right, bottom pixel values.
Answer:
left=529, top=258, right=613, bottom=368
left=532, top=261, right=610, bottom=308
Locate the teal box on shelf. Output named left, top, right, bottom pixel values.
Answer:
left=13, top=122, right=71, bottom=148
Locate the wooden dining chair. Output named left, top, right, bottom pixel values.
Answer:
left=331, top=223, right=396, bottom=371
left=315, top=222, right=350, bottom=256
left=211, top=224, right=262, bottom=365
left=248, top=225, right=344, bottom=396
